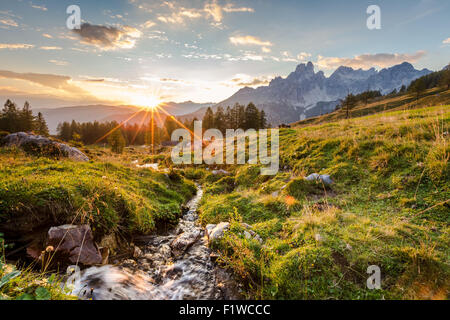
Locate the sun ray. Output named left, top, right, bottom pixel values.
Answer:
left=156, top=105, right=201, bottom=140
left=94, top=106, right=148, bottom=144
left=130, top=109, right=150, bottom=145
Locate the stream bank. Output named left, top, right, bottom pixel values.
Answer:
left=68, top=184, right=240, bottom=300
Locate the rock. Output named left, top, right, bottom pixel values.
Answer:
left=47, top=224, right=102, bottom=266
left=1, top=132, right=89, bottom=161
left=133, top=246, right=143, bottom=258
left=143, top=253, right=154, bottom=261
left=305, top=173, right=333, bottom=185
left=315, top=233, right=324, bottom=242
left=206, top=222, right=263, bottom=244
left=207, top=222, right=230, bottom=242
left=170, top=230, right=201, bottom=256
left=159, top=244, right=172, bottom=260
left=206, top=224, right=216, bottom=235
left=122, top=259, right=138, bottom=268
left=241, top=223, right=251, bottom=230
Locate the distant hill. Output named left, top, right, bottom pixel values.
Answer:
left=181, top=62, right=432, bottom=126
left=35, top=101, right=213, bottom=134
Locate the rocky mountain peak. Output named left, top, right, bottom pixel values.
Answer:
left=295, top=61, right=315, bottom=74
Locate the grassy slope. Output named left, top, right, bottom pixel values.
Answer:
left=0, top=147, right=196, bottom=239
left=198, top=105, right=449, bottom=300
left=0, top=146, right=196, bottom=300
left=294, top=87, right=450, bottom=127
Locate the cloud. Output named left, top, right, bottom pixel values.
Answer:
left=204, top=0, right=254, bottom=22
left=230, top=75, right=272, bottom=87
left=141, top=20, right=156, bottom=29
left=223, top=74, right=274, bottom=88
left=0, top=70, right=88, bottom=97
left=72, top=23, right=142, bottom=50
left=443, top=38, right=450, bottom=44
left=229, top=36, right=273, bottom=47
left=0, top=43, right=34, bottom=50
left=40, top=46, right=62, bottom=50
left=48, top=60, right=68, bottom=66
left=315, top=51, right=427, bottom=69
left=42, top=33, right=53, bottom=39
left=297, top=52, right=312, bottom=61
left=0, top=18, right=18, bottom=27
left=156, top=0, right=254, bottom=25
left=222, top=4, right=254, bottom=13
left=30, top=3, right=48, bottom=11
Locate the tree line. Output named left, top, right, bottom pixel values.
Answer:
left=0, top=100, right=49, bottom=136
left=56, top=103, right=269, bottom=153
left=57, top=120, right=164, bottom=146
left=183, top=102, right=269, bottom=134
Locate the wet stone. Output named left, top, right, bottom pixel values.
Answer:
left=69, top=185, right=237, bottom=300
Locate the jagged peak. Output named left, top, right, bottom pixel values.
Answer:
left=295, top=61, right=315, bottom=73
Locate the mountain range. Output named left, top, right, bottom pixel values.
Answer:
left=29, top=62, right=432, bottom=133
left=182, top=61, right=432, bottom=125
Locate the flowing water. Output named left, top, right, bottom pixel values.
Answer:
left=67, top=185, right=237, bottom=300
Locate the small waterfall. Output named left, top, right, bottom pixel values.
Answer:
left=66, top=185, right=234, bottom=300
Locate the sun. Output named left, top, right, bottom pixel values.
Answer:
left=132, top=95, right=161, bottom=110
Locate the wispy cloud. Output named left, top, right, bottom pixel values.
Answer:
left=297, top=52, right=312, bottom=61
left=155, top=0, right=254, bottom=26
left=228, top=74, right=273, bottom=87
left=30, top=2, right=48, bottom=11
left=48, top=60, right=69, bottom=66
left=40, top=46, right=62, bottom=50
left=0, top=70, right=86, bottom=96
left=443, top=38, right=450, bottom=44
left=72, top=23, right=142, bottom=50
left=141, top=20, right=156, bottom=29
left=229, top=35, right=273, bottom=47
left=315, top=51, right=427, bottom=69
left=0, top=43, right=34, bottom=50
left=0, top=18, right=18, bottom=27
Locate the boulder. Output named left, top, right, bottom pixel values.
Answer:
left=305, top=173, right=333, bottom=185
left=133, top=246, right=143, bottom=258
left=206, top=222, right=263, bottom=244
left=206, top=222, right=230, bottom=242
left=47, top=224, right=102, bottom=266
left=1, top=132, right=89, bottom=161
left=170, top=230, right=201, bottom=256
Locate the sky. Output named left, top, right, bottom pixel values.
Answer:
left=0, top=0, right=449, bottom=108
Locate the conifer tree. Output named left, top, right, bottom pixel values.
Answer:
left=35, top=112, right=49, bottom=136
left=107, top=129, right=126, bottom=154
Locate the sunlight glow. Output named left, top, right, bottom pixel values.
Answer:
left=132, top=95, right=161, bottom=109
